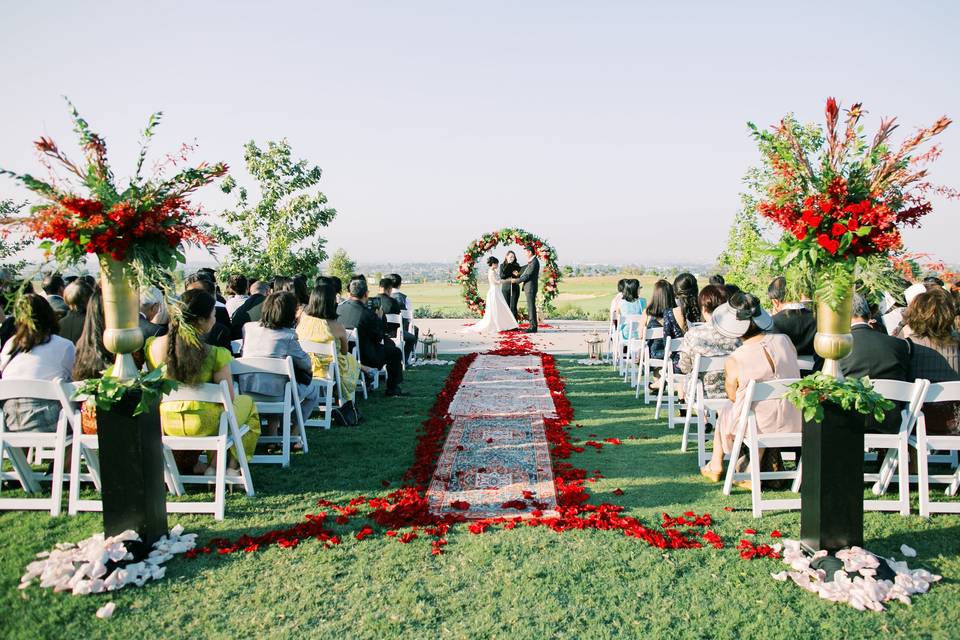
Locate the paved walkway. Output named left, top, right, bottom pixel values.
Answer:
left=413, top=318, right=607, bottom=357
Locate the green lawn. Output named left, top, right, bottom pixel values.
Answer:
left=407, top=275, right=693, bottom=319
left=2, top=359, right=959, bottom=639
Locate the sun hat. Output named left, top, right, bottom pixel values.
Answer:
left=711, top=300, right=774, bottom=339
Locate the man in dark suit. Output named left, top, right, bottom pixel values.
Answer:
left=516, top=247, right=540, bottom=333
left=379, top=277, right=418, bottom=360
left=42, top=273, right=68, bottom=319
left=840, top=294, right=911, bottom=433
left=767, top=276, right=818, bottom=361
left=389, top=273, right=419, bottom=362
left=230, top=280, right=269, bottom=339
left=138, top=287, right=168, bottom=339
left=337, top=276, right=407, bottom=397
left=184, top=277, right=232, bottom=351
left=499, top=255, right=522, bottom=320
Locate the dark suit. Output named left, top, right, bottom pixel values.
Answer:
left=840, top=323, right=911, bottom=433
left=139, top=314, right=167, bottom=339
left=203, top=323, right=233, bottom=352
left=499, top=262, right=522, bottom=320
left=214, top=304, right=231, bottom=330
left=391, top=291, right=419, bottom=360
left=230, top=293, right=265, bottom=340
left=517, top=256, right=540, bottom=330
left=59, top=309, right=86, bottom=343
left=772, top=307, right=820, bottom=369
left=337, top=298, right=403, bottom=391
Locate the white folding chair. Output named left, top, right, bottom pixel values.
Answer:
left=346, top=328, right=370, bottom=398
left=680, top=354, right=730, bottom=468
left=915, top=381, right=960, bottom=516
left=0, top=379, right=73, bottom=516
left=160, top=380, right=255, bottom=520
left=618, top=314, right=642, bottom=378
left=863, top=378, right=928, bottom=515
left=231, top=356, right=309, bottom=467
left=230, top=339, right=243, bottom=356
left=65, top=384, right=106, bottom=515
left=637, top=327, right=665, bottom=403
left=299, top=339, right=339, bottom=429
left=797, top=356, right=816, bottom=372
left=655, top=337, right=688, bottom=427
left=722, top=378, right=803, bottom=518
left=385, top=313, right=405, bottom=370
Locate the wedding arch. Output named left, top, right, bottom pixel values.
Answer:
left=456, top=227, right=561, bottom=316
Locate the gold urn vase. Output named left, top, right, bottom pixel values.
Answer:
left=812, top=288, right=854, bottom=380
left=98, top=255, right=144, bottom=380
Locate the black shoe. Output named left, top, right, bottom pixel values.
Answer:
left=385, top=388, right=411, bottom=397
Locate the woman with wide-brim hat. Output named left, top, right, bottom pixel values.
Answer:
left=699, top=292, right=802, bottom=485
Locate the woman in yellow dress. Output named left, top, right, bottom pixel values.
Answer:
left=296, top=281, right=361, bottom=419
left=144, top=289, right=260, bottom=473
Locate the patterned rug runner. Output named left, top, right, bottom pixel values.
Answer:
left=428, top=354, right=559, bottom=519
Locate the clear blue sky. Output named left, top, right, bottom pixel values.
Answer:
left=2, top=1, right=958, bottom=265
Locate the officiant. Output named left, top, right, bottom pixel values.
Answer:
left=499, top=251, right=523, bottom=320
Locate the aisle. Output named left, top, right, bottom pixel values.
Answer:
left=427, top=352, right=560, bottom=519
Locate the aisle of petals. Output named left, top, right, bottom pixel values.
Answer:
left=198, top=332, right=723, bottom=557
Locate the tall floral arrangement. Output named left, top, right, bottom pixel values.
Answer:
left=1, top=99, right=226, bottom=276
left=750, top=97, right=954, bottom=308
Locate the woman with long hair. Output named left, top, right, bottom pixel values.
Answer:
left=640, top=279, right=675, bottom=359
left=144, top=289, right=260, bottom=472
left=72, top=288, right=114, bottom=434
left=618, top=279, right=646, bottom=339
left=663, top=272, right=702, bottom=366
left=297, top=283, right=362, bottom=423
left=0, top=294, right=75, bottom=432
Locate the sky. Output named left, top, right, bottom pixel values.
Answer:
left=1, top=1, right=958, bottom=266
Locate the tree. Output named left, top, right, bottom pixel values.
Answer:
left=214, top=139, right=336, bottom=279
left=327, top=248, right=357, bottom=282
left=0, top=200, right=31, bottom=274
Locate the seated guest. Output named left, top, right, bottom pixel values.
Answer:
left=1, top=280, right=35, bottom=349
left=196, top=267, right=226, bottom=303
left=292, top=275, right=310, bottom=308
left=892, top=282, right=929, bottom=338
left=767, top=276, right=817, bottom=359
left=139, top=286, right=168, bottom=338
left=145, top=289, right=260, bottom=471
left=185, top=277, right=232, bottom=350
left=296, top=283, right=361, bottom=421
left=378, top=277, right=417, bottom=359
left=330, top=276, right=343, bottom=304
left=72, top=289, right=113, bottom=433
left=42, top=273, right=68, bottom=319
left=187, top=273, right=230, bottom=328
left=663, top=273, right=702, bottom=367
left=337, top=275, right=407, bottom=397
left=700, top=293, right=800, bottom=482
left=618, top=279, right=645, bottom=339
left=238, top=291, right=322, bottom=433
left=709, top=274, right=726, bottom=288
left=840, top=294, right=910, bottom=432
left=59, top=280, right=93, bottom=343
left=903, top=288, right=960, bottom=434
left=224, top=274, right=249, bottom=317
left=723, top=283, right=741, bottom=300
left=0, top=294, right=75, bottom=432
left=678, top=285, right=739, bottom=399
left=639, top=279, right=674, bottom=361
left=231, top=279, right=269, bottom=338
left=389, top=273, right=419, bottom=359
left=609, top=279, right=627, bottom=328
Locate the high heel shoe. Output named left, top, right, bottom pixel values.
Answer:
left=699, top=466, right=723, bottom=483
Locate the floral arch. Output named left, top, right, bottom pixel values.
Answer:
left=456, top=228, right=561, bottom=317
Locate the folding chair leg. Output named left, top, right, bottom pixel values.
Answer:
left=68, top=433, right=83, bottom=516
left=722, top=426, right=745, bottom=496
left=749, top=441, right=763, bottom=518
left=918, top=441, right=931, bottom=517
left=214, top=438, right=227, bottom=521
left=898, top=439, right=910, bottom=516
left=162, top=446, right=185, bottom=496
left=281, top=411, right=291, bottom=468
left=791, top=460, right=803, bottom=493
left=49, top=430, right=66, bottom=516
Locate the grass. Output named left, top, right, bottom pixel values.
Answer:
left=2, top=358, right=960, bottom=638
left=406, top=275, right=686, bottom=318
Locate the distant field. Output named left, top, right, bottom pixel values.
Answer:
left=405, top=275, right=701, bottom=319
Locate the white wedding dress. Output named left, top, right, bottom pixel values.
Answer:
left=465, top=268, right=519, bottom=334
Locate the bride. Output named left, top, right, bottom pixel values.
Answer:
left=465, top=256, right=519, bottom=334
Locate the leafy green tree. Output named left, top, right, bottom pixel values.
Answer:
left=214, top=140, right=336, bottom=279
left=0, top=200, right=31, bottom=274
left=327, top=248, right=357, bottom=282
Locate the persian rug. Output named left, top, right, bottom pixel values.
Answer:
left=427, top=354, right=559, bottom=518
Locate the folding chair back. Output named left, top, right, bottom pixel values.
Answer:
left=916, top=381, right=960, bottom=516
left=722, top=378, right=803, bottom=517
left=0, top=378, right=73, bottom=515
left=346, top=328, right=369, bottom=398
left=655, top=336, right=688, bottom=426
left=299, top=339, right=339, bottom=429
left=640, top=326, right=665, bottom=403
left=680, top=353, right=729, bottom=467
left=385, top=313, right=405, bottom=369
left=797, top=356, right=815, bottom=371
left=231, top=356, right=308, bottom=467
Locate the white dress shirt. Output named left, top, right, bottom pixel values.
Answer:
left=0, top=334, right=76, bottom=381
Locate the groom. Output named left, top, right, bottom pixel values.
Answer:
left=517, top=246, right=540, bottom=333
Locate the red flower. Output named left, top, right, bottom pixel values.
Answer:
left=355, top=526, right=375, bottom=541
left=817, top=234, right=840, bottom=254
left=830, top=222, right=847, bottom=238
left=770, top=530, right=782, bottom=538
left=743, top=528, right=757, bottom=535
left=612, top=488, right=624, bottom=496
